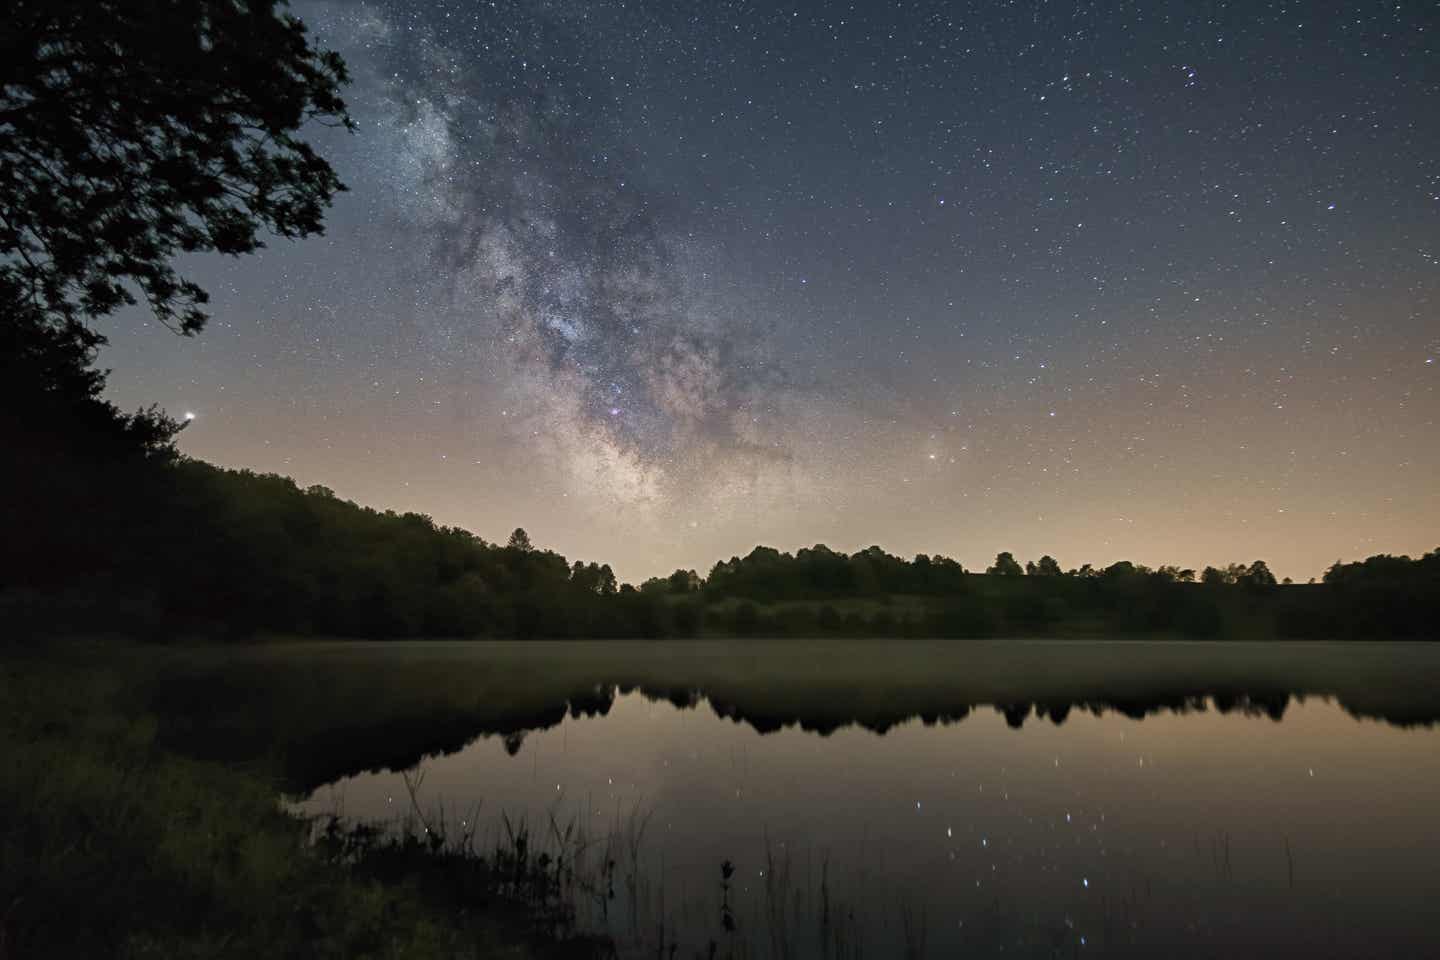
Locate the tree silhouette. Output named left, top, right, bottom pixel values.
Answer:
left=667, top=568, right=699, bottom=593
left=1155, top=565, right=1197, bottom=583
left=2, top=0, right=351, bottom=338
left=1200, top=566, right=1226, bottom=585
left=1, top=309, right=184, bottom=459
left=3, top=2, right=353, bottom=590
left=2, top=0, right=352, bottom=473
left=988, top=551, right=1024, bottom=576
left=1201, top=563, right=1260, bottom=586
left=597, top=564, right=618, bottom=596
left=1027, top=555, right=1062, bottom=576
left=1238, top=560, right=1277, bottom=588
left=507, top=528, right=533, bottom=552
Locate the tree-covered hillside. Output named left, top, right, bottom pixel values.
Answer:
left=4, top=457, right=679, bottom=640
left=5, top=449, right=1435, bottom=642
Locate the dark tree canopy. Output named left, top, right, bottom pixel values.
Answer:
left=2, top=0, right=352, bottom=588
left=1026, top=555, right=1062, bottom=576
left=988, top=551, right=1024, bottom=576
left=1, top=300, right=181, bottom=460
left=1324, top=550, right=1440, bottom=586
left=1, top=0, right=351, bottom=340
left=1240, top=560, right=1277, bottom=588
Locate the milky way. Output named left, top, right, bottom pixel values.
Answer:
left=102, top=0, right=1438, bottom=581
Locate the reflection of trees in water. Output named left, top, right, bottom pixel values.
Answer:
left=352, top=682, right=1419, bottom=772
left=160, top=652, right=1439, bottom=796
left=659, top=686, right=1302, bottom=735
left=290, top=683, right=1430, bottom=789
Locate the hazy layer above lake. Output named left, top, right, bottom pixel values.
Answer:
left=157, top=639, right=1440, bottom=794
left=261, top=640, right=1440, bottom=958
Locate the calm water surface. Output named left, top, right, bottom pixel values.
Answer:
left=290, top=641, right=1440, bottom=958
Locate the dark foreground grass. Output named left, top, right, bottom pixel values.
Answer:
left=0, top=646, right=607, bottom=960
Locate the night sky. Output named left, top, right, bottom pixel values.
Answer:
left=101, top=0, right=1438, bottom=583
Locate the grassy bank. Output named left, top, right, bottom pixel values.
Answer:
left=0, top=644, right=604, bottom=959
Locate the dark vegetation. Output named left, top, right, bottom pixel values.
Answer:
left=6, top=437, right=1439, bottom=642
left=0, top=647, right=613, bottom=959
left=5, top=455, right=676, bottom=640
left=687, top=545, right=1439, bottom=641
left=1277, top=551, right=1440, bottom=640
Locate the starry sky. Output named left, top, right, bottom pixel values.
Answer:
left=102, top=0, right=1438, bottom=583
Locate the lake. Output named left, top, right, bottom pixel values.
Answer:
left=261, top=640, right=1440, bottom=958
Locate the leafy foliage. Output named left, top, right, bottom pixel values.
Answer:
left=4, top=459, right=687, bottom=640
left=705, top=543, right=967, bottom=603
left=987, top=551, right=1024, bottom=576
left=1, top=0, right=350, bottom=336
left=1, top=0, right=354, bottom=547
left=1275, top=549, right=1440, bottom=639
left=8, top=445, right=1432, bottom=642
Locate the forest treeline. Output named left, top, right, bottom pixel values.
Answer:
left=5, top=455, right=665, bottom=640
left=5, top=450, right=1436, bottom=641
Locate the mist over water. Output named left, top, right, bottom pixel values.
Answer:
left=281, top=640, right=1440, bottom=958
